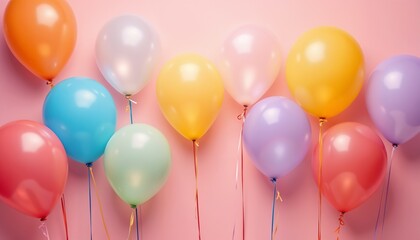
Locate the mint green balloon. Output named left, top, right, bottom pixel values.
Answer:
left=104, top=124, right=171, bottom=207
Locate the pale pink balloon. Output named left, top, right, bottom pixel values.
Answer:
left=219, top=25, right=281, bottom=106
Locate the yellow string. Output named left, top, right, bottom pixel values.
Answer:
left=318, top=118, right=327, bottom=240
left=273, top=189, right=283, bottom=239
left=89, top=167, right=111, bottom=240
left=192, top=140, right=202, bottom=240
left=276, top=191, right=283, bottom=202
left=127, top=209, right=135, bottom=240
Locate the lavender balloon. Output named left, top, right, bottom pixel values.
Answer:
left=243, top=96, right=311, bottom=179
left=366, top=55, right=420, bottom=145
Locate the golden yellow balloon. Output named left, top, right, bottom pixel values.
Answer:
left=286, top=27, right=364, bottom=118
left=156, top=54, right=224, bottom=140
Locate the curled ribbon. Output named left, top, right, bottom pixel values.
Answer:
left=335, top=212, right=345, bottom=240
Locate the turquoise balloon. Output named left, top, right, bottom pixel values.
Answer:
left=43, top=77, right=117, bottom=164
left=104, top=124, right=171, bottom=207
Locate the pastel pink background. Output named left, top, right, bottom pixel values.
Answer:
left=0, top=0, right=419, bottom=239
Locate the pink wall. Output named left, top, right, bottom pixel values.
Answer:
left=1, top=0, right=419, bottom=239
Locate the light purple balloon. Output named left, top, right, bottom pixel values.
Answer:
left=366, top=55, right=420, bottom=145
left=243, top=96, right=311, bottom=179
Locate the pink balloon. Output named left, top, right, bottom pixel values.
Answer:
left=0, top=120, right=68, bottom=219
left=219, top=25, right=281, bottom=106
left=312, top=122, right=387, bottom=213
left=96, top=15, right=161, bottom=96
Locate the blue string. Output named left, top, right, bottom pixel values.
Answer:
left=136, top=207, right=140, bottom=240
left=129, top=99, right=133, bottom=124
left=270, top=178, right=277, bottom=240
left=87, top=165, right=93, bottom=240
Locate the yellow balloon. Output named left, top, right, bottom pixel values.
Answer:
left=156, top=54, right=224, bottom=140
left=286, top=27, right=364, bottom=118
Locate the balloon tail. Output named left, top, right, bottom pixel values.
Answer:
left=88, top=165, right=111, bottom=240
left=127, top=208, right=135, bottom=240
left=335, top=212, right=345, bottom=240
left=136, top=207, right=141, bottom=240
left=193, top=140, right=202, bottom=240
left=373, top=144, right=398, bottom=240
left=318, top=117, right=327, bottom=240
left=39, top=220, right=51, bottom=240
left=270, top=178, right=277, bottom=240
left=61, top=194, right=69, bottom=240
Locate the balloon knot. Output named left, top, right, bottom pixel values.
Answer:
left=40, top=217, right=47, bottom=222
left=319, top=117, right=327, bottom=127
left=125, top=95, right=138, bottom=104
left=86, top=163, right=93, bottom=167
left=392, top=144, right=399, bottom=148
left=237, top=106, right=248, bottom=121
left=270, top=178, right=277, bottom=184
left=46, top=80, right=54, bottom=88
left=193, top=140, right=200, bottom=148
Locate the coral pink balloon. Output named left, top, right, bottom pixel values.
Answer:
left=0, top=120, right=68, bottom=219
left=219, top=25, right=281, bottom=106
left=312, top=122, right=387, bottom=213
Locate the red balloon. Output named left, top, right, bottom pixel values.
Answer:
left=0, top=120, right=68, bottom=219
left=312, top=122, right=387, bottom=213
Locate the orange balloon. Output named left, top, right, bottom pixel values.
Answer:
left=3, top=0, right=77, bottom=82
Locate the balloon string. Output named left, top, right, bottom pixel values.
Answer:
left=318, top=118, right=327, bottom=240
left=88, top=166, right=93, bottom=240
left=127, top=209, right=135, bottom=240
left=129, top=99, right=133, bottom=124
left=39, top=220, right=51, bottom=240
left=88, top=166, right=111, bottom=240
left=193, top=140, right=202, bottom=240
left=125, top=95, right=137, bottom=124
left=373, top=144, right=398, bottom=240
left=61, top=194, right=69, bottom=240
left=233, top=106, right=248, bottom=240
left=235, top=106, right=248, bottom=187
left=136, top=207, right=141, bottom=240
left=270, top=178, right=277, bottom=240
left=335, top=212, right=345, bottom=240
